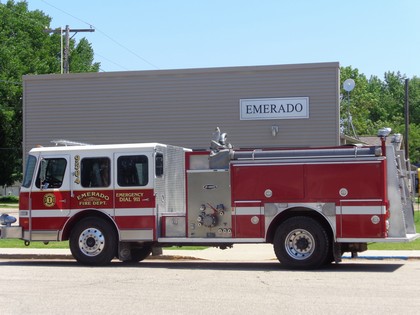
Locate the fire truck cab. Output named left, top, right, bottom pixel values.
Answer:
left=1, top=128, right=419, bottom=269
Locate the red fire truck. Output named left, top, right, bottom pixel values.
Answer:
left=1, top=128, right=418, bottom=269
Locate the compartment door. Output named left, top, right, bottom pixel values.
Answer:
left=233, top=201, right=264, bottom=239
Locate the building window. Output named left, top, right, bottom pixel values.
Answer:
left=118, top=155, right=148, bottom=187
left=81, top=157, right=110, bottom=187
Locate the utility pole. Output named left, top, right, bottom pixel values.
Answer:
left=63, top=25, right=95, bottom=73
left=404, top=78, right=409, bottom=160
left=45, top=25, right=95, bottom=73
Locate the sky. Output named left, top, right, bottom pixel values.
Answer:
left=22, top=0, right=420, bottom=79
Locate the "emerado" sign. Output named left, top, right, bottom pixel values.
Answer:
left=240, top=97, right=309, bottom=120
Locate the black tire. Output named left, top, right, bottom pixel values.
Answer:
left=70, top=217, right=118, bottom=266
left=125, top=245, right=152, bottom=263
left=273, top=216, right=330, bottom=270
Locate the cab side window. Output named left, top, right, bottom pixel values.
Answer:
left=81, top=157, right=110, bottom=187
left=35, top=158, right=67, bottom=189
left=118, top=155, right=148, bottom=186
left=155, top=153, right=164, bottom=177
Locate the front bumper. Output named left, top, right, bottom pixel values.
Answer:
left=0, top=213, right=22, bottom=239
left=0, top=225, right=22, bottom=239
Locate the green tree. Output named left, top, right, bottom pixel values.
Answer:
left=0, top=0, right=100, bottom=187
left=399, top=77, right=420, bottom=164
left=379, top=72, right=407, bottom=125
left=340, top=66, right=378, bottom=135
left=69, top=38, right=100, bottom=73
left=341, top=67, right=420, bottom=164
left=408, top=77, right=420, bottom=125
left=0, top=108, right=20, bottom=186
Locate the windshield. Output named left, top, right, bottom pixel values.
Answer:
left=22, top=155, right=37, bottom=188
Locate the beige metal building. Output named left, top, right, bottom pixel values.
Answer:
left=22, top=62, right=340, bottom=154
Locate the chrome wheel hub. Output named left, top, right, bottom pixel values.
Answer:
left=78, top=227, right=105, bottom=257
left=284, top=228, right=315, bottom=260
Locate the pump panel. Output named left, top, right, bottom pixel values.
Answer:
left=187, top=170, right=232, bottom=238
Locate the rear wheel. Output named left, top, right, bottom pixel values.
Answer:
left=70, top=217, right=117, bottom=266
left=124, top=245, right=152, bottom=263
left=274, top=216, right=330, bottom=269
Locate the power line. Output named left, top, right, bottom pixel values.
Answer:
left=93, top=28, right=160, bottom=70
left=41, top=0, right=93, bottom=27
left=40, top=0, right=160, bottom=70
left=2, top=1, right=125, bottom=73
left=94, top=52, right=130, bottom=71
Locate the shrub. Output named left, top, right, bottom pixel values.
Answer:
left=0, top=196, right=19, bottom=203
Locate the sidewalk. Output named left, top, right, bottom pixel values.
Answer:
left=1, top=244, right=420, bottom=261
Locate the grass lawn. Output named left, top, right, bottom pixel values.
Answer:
left=0, top=239, right=207, bottom=250
left=1, top=203, right=419, bottom=250
left=0, top=203, right=18, bottom=209
left=0, top=239, right=69, bottom=249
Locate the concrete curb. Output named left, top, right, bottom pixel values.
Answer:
left=0, top=253, right=74, bottom=260
left=342, top=255, right=419, bottom=261
left=1, top=247, right=420, bottom=262
left=0, top=253, right=205, bottom=261
left=0, top=254, right=419, bottom=262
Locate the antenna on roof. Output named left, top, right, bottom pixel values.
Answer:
left=342, top=78, right=358, bottom=139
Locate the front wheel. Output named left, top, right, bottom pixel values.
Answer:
left=70, top=217, right=117, bottom=266
left=273, top=216, right=330, bottom=269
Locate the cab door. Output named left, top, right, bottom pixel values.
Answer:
left=28, top=154, right=71, bottom=240
left=113, top=151, right=156, bottom=241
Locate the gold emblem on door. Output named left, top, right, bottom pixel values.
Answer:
left=43, top=193, right=56, bottom=207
